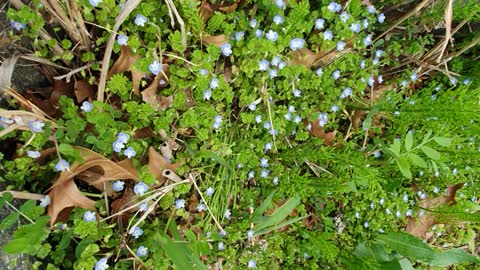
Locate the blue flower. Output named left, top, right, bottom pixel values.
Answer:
left=293, top=89, right=302, bottom=97
left=316, top=68, right=323, bottom=76
left=133, top=182, right=148, bottom=196
left=221, top=43, right=232, bottom=56
left=273, top=15, right=284, bottom=25
left=217, top=242, right=225, bottom=250
left=318, top=113, right=328, bottom=127
left=27, top=150, right=41, bottom=158
left=129, top=226, right=143, bottom=239
left=203, top=89, right=212, bottom=100
left=112, top=140, right=125, bottom=153
left=275, top=0, right=285, bottom=8
left=336, top=41, right=346, bottom=51
left=235, top=31, right=245, bottom=41
left=264, top=142, right=273, bottom=151
left=350, top=23, right=361, bottom=33
left=83, top=211, right=96, bottom=222
left=315, top=18, right=325, bottom=30
left=260, top=158, right=269, bottom=167
left=249, top=19, right=257, bottom=28
left=340, top=11, right=350, bottom=23
left=213, top=115, right=222, bottom=129
left=363, top=19, right=369, bottom=29
left=266, top=30, right=278, bottom=41
left=323, top=30, right=333, bottom=40
left=210, top=78, right=219, bottom=89
left=254, top=29, right=263, bottom=38
left=116, top=34, right=128, bottom=46
left=327, top=2, right=342, bottom=13
left=263, top=121, right=271, bottom=129
left=288, top=105, right=295, bottom=113
left=134, top=14, right=147, bottom=26
left=289, top=38, right=305, bottom=51
left=372, top=57, right=379, bottom=65
left=378, top=75, right=383, bottom=84
left=367, top=5, right=376, bottom=14
left=55, top=159, right=70, bottom=172
left=248, top=260, right=257, bottom=268
left=94, top=258, right=109, bottom=270
left=360, top=60, right=366, bottom=69
left=117, top=132, right=130, bottom=144
left=450, top=77, right=458, bottom=85
left=463, top=78, right=471, bottom=84
left=248, top=171, right=255, bottom=178
left=198, top=69, right=208, bottom=76
left=278, top=61, right=286, bottom=69
left=364, top=221, right=369, bottom=228
left=136, top=246, right=148, bottom=257
left=224, top=209, right=231, bottom=219
left=364, top=34, right=372, bottom=46
left=258, top=59, right=270, bottom=71
left=340, top=87, right=352, bottom=99
left=206, top=187, right=215, bottom=196
left=247, top=229, right=254, bottom=238
left=331, top=105, right=339, bottom=112
left=293, top=115, right=302, bottom=124
left=39, top=195, right=50, bottom=207
left=255, top=115, right=262, bottom=124
left=410, top=73, right=418, bottom=81
left=373, top=150, right=381, bottom=158
left=88, top=0, right=102, bottom=7
left=375, top=50, right=384, bottom=58
left=272, top=176, right=279, bottom=185
left=112, top=180, right=125, bottom=191
left=149, top=60, right=162, bottom=75
left=248, top=103, right=257, bottom=111
left=368, top=76, right=375, bottom=87
left=405, top=209, right=413, bottom=217
left=196, top=203, right=206, bottom=212
left=124, top=147, right=136, bottom=159
left=28, top=120, right=45, bottom=133
left=284, top=112, right=292, bottom=121
left=332, top=70, right=341, bottom=80
left=378, top=13, right=385, bottom=23
left=269, top=69, right=278, bottom=79
left=175, top=199, right=186, bottom=209
left=138, top=202, right=148, bottom=212
left=10, top=21, right=26, bottom=31
left=80, top=101, right=93, bottom=112
left=271, top=56, right=281, bottom=66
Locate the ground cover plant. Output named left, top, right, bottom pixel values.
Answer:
left=0, top=0, right=479, bottom=269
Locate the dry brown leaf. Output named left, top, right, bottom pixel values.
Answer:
left=406, top=183, right=463, bottom=239
left=111, top=187, right=136, bottom=225
left=107, top=46, right=142, bottom=95
left=309, top=119, right=337, bottom=146
left=202, top=34, right=229, bottom=47
left=74, top=80, right=94, bottom=102
left=368, top=83, right=395, bottom=102
left=199, top=0, right=214, bottom=22
left=199, top=0, right=241, bottom=22
left=148, top=146, right=183, bottom=182
left=141, top=72, right=173, bottom=111
left=289, top=48, right=344, bottom=68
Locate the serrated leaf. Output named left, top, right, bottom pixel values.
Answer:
left=390, top=139, right=401, bottom=156
left=421, top=146, right=441, bottom=160
left=407, top=153, right=428, bottom=168
left=405, top=132, right=413, bottom=151
left=433, top=137, right=452, bottom=147
left=376, top=232, right=435, bottom=263
left=396, top=156, right=412, bottom=179
left=0, top=212, right=19, bottom=230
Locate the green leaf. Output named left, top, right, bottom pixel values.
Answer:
left=252, top=191, right=276, bottom=218
left=155, top=231, right=208, bottom=270
left=376, top=232, right=435, bottom=263
left=433, top=137, right=452, bottom=147
left=389, top=139, right=401, bottom=156
left=396, top=156, right=412, bottom=179
left=422, top=130, right=433, bottom=144
left=0, top=212, right=19, bottom=230
left=407, top=153, right=428, bottom=168
left=431, top=248, right=480, bottom=266
left=421, top=146, right=441, bottom=160
left=362, top=107, right=379, bottom=130
left=405, top=132, right=413, bottom=151
left=253, top=195, right=301, bottom=231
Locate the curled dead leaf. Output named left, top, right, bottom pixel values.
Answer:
left=108, top=46, right=142, bottom=95
left=148, top=146, right=183, bottom=183
left=202, top=34, right=229, bottom=47
left=111, top=187, right=136, bottom=226
left=141, top=72, right=173, bottom=111
left=74, top=80, right=94, bottom=102
left=309, top=119, right=337, bottom=146
left=406, top=183, right=463, bottom=239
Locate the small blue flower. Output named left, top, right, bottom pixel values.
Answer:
left=372, top=57, right=379, bottom=65
left=293, top=89, right=302, bottom=97
left=220, top=43, right=232, bottom=56
left=116, top=34, right=128, bottom=46
left=271, top=56, right=281, bottom=66
left=210, top=78, right=219, bottom=89
left=124, top=147, right=136, bottom=158
left=112, top=140, right=125, bottom=153
left=247, top=229, right=254, bottom=238
left=336, top=41, right=346, bottom=51
left=94, top=258, right=109, bottom=270
left=134, top=14, right=147, bottom=26
left=136, top=246, right=148, bottom=257
left=340, top=87, right=352, bottom=99
left=316, top=68, right=323, bottom=76
left=39, top=195, right=50, bottom=207
left=249, top=19, right=257, bottom=28
left=112, top=180, right=125, bottom=191
left=80, top=101, right=93, bottom=112
left=364, top=221, right=370, bottom=228
left=263, top=121, right=271, bottom=129
left=149, top=60, right=162, bottom=75
left=340, top=11, right=350, bottom=23
left=368, top=76, right=375, bottom=87
left=129, top=226, right=143, bottom=239
left=378, top=13, right=385, bottom=23
left=88, top=0, right=101, bottom=7
left=288, top=105, right=295, bottom=113
left=117, top=132, right=130, bottom=144
left=463, top=78, right=471, bottom=84
left=406, top=209, right=413, bottom=217
left=196, top=203, right=206, bottom=212
left=213, top=115, right=222, bottom=130
left=224, top=209, right=231, bottom=219
left=247, top=260, right=257, bottom=268
left=410, top=73, right=418, bottom=81
left=248, top=171, right=255, bottom=178
left=206, top=187, right=215, bottom=196
left=258, top=59, right=270, bottom=71
left=28, top=120, right=45, bottom=133
left=363, top=19, right=369, bottom=29
left=254, top=29, right=263, bottom=38
left=450, top=77, right=458, bottom=85
left=235, top=31, right=245, bottom=41
left=284, top=112, right=292, bottom=121
left=133, top=182, right=148, bottom=196
left=27, top=150, right=41, bottom=158
left=323, top=30, right=333, bottom=40
left=315, top=18, right=325, bottom=30
left=248, top=103, right=257, bottom=111
left=375, top=50, right=384, bottom=58
left=264, top=142, right=273, bottom=151
left=378, top=75, right=383, bottom=84
left=350, top=23, right=361, bottom=33
left=318, top=113, right=328, bottom=127
left=331, top=105, right=339, bottom=112
left=10, top=21, right=26, bottom=31
left=332, top=70, right=341, bottom=80
left=327, top=2, right=342, bottom=13
left=203, top=89, right=212, bottom=100
left=175, top=199, right=186, bottom=209
left=289, top=38, right=305, bottom=51
left=83, top=211, right=96, bottom=222
left=217, top=242, right=225, bottom=250
left=278, top=61, right=286, bottom=69
left=275, top=0, right=285, bottom=8
left=138, top=202, right=148, bottom=212
left=293, top=115, right=301, bottom=124
left=269, top=69, right=278, bottom=79
left=364, top=34, right=372, bottom=46
left=266, top=30, right=278, bottom=41
left=272, top=176, right=279, bottom=185
left=260, top=158, right=269, bottom=167
left=373, top=150, right=381, bottom=158
left=360, top=60, right=366, bottom=69
left=273, top=15, right=284, bottom=25
left=198, top=69, right=208, bottom=76
left=55, top=159, right=70, bottom=172
left=367, top=5, right=376, bottom=14
left=255, top=115, right=262, bottom=124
